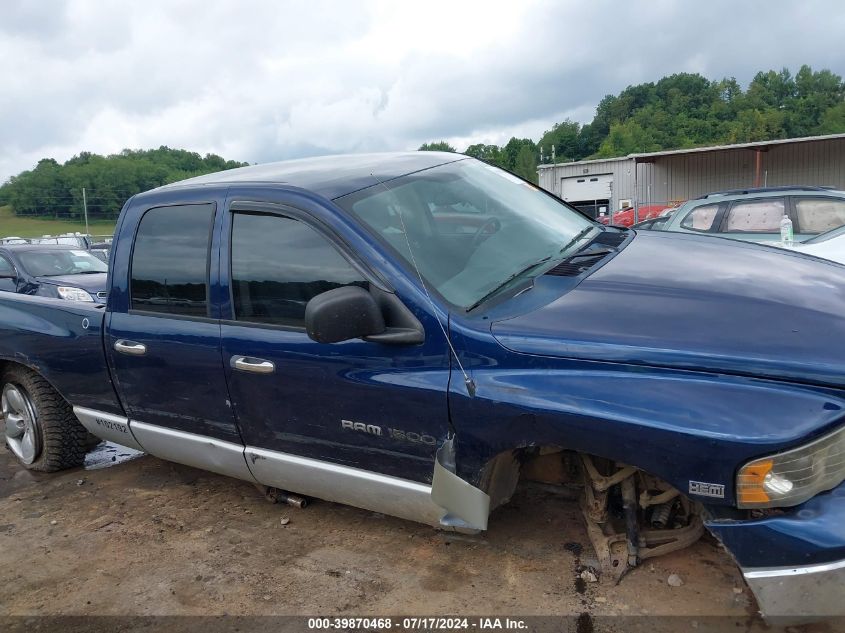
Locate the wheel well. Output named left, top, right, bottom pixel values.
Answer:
left=0, top=359, right=68, bottom=405
left=478, top=445, right=705, bottom=580
left=479, top=445, right=578, bottom=510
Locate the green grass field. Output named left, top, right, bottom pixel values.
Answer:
left=0, top=206, right=116, bottom=239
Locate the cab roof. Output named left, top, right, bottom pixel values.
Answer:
left=155, top=152, right=466, bottom=200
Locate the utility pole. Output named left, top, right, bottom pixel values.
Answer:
left=82, top=188, right=90, bottom=237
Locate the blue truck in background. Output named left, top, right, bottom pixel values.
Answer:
left=1, top=152, right=844, bottom=620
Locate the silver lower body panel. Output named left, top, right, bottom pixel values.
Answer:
left=71, top=408, right=489, bottom=531
left=245, top=446, right=446, bottom=526
left=73, top=406, right=144, bottom=451
left=131, top=421, right=257, bottom=482
left=744, top=557, right=845, bottom=620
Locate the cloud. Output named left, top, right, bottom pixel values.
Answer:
left=1, top=0, right=844, bottom=183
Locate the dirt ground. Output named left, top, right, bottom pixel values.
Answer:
left=0, top=442, right=830, bottom=632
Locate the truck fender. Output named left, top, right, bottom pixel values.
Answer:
left=432, top=436, right=491, bottom=531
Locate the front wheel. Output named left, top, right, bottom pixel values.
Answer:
left=1, top=367, right=89, bottom=471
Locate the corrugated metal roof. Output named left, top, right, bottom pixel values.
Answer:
left=538, top=132, right=845, bottom=169
left=538, top=155, right=630, bottom=170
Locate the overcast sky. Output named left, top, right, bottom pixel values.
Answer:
left=2, top=0, right=845, bottom=183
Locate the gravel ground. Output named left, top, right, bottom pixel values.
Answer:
left=0, top=442, right=833, bottom=633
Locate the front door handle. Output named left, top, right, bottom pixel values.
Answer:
left=114, top=339, right=147, bottom=356
left=231, top=356, right=275, bottom=374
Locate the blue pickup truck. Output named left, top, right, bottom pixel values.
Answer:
left=1, top=152, right=843, bottom=619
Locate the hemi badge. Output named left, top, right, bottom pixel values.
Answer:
left=689, top=481, right=725, bottom=498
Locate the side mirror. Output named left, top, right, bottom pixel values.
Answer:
left=305, top=286, right=386, bottom=344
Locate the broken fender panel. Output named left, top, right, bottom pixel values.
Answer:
left=432, top=437, right=491, bottom=531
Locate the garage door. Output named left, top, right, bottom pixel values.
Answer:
left=561, top=174, right=613, bottom=202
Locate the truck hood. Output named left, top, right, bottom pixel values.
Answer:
left=36, top=273, right=108, bottom=295
left=492, top=231, right=845, bottom=389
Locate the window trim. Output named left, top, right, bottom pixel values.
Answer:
left=717, top=197, right=787, bottom=235
left=225, top=202, right=382, bottom=331
left=128, top=202, right=216, bottom=319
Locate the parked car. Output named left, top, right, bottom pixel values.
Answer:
left=784, top=224, right=845, bottom=265
left=598, top=204, right=670, bottom=227
left=1, top=153, right=844, bottom=620
left=88, top=242, right=111, bottom=264
left=630, top=207, right=677, bottom=230
left=654, top=185, right=845, bottom=244
left=30, top=232, right=93, bottom=249
left=0, top=244, right=108, bottom=302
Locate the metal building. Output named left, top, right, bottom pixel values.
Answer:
left=538, top=132, right=845, bottom=221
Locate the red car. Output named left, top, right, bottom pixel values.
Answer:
left=598, top=205, right=671, bottom=227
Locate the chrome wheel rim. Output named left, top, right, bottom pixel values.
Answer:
left=2, top=383, right=41, bottom=464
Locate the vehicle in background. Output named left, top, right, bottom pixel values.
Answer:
left=0, top=245, right=108, bottom=303
left=0, top=236, right=29, bottom=245
left=30, top=233, right=93, bottom=249
left=631, top=208, right=678, bottom=231
left=598, top=204, right=671, bottom=227
left=89, top=242, right=111, bottom=264
left=0, top=153, right=844, bottom=621
left=654, top=186, right=845, bottom=244
left=781, top=224, right=845, bottom=265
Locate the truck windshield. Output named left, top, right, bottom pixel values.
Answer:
left=336, top=159, right=596, bottom=309
left=18, top=249, right=108, bottom=277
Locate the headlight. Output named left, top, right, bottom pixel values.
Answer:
left=737, top=425, right=845, bottom=508
left=56, top=286, right=94, bottom=302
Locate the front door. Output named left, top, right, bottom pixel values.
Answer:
left=219, top=202, right=451, bottom=485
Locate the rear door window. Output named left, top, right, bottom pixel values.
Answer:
left=723, top=198, right=785, bottom=233
left=680, top=203, right=720, bottom=231
left=130, top=204, right=214, bottom=316
left=793, top=197, right=845, bottom=234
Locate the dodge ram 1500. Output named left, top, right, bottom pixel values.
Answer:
left=1, top=152, right=844, bottom=620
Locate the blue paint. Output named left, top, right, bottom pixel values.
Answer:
left=706, top=480, right=845, bottom=567
left=0, top=153, right=843, bottom=572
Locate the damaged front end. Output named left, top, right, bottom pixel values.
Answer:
left=578, top=454, right=703, bottom=583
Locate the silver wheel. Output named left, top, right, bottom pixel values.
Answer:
left=2, top=383, right=42, bottom=464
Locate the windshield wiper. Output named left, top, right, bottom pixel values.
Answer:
left=466, top=256, right=552, bottom=312
left=558, top=226, right=597, bottom=257
left=73, top=270, right=105, bottom=274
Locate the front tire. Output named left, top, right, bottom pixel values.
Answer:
left=1, top=367, right=89, bottom=471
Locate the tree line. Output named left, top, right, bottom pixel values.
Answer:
left=3, top=65, right=843, bottom=218
left=420, top=65, right=845, bottom=183
left=0, top=147, right=247, bottom=220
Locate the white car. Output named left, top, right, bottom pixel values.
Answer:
left=784, top=225, right=845, bottom=265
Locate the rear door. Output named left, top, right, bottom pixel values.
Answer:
left=219, top=200, right=451, bottom=485
left=106, top=200, right=250, bottom=479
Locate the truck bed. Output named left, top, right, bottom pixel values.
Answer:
left=0, top=294, right=123, bottom=415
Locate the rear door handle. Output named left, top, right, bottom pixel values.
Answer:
left=231, top=355, right=275, bottom=374
left=114, top=339, right=147, bottom=356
